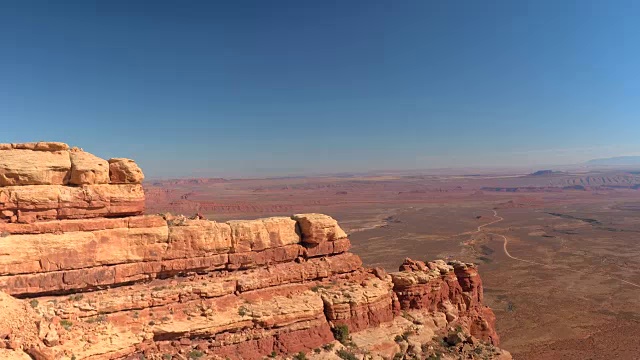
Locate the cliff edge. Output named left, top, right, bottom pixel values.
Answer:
left=0, top=142, right=510, bottom=360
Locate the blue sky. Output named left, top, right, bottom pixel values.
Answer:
left=1, top=0, right=639, bottom=178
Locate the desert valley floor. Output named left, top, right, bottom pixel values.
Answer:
left=146, top=170, right=640, bottom=359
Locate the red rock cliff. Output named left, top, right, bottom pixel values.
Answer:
left=0, top=142, right=509, bottom=360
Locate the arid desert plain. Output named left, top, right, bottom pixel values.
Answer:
left=146, top=170, right=640, bottom=359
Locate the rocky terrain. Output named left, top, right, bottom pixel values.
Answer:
left=0, top=143, right=509, bottom=360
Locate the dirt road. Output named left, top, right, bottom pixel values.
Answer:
left=475, top=209, right=640, bottom=289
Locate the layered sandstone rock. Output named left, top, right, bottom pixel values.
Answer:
left=108, top=158, right=144, bottom=184
left=0, top=144, right=508, bottom=360
left=0, top=142, right=144, bottom=223
left=0, top=149, right=71, bottom=186
left=391, top=258, right=500, bottom=345
left=69, top=150, right=110, bottom=185
left=293, top=213, right=347, bottom=244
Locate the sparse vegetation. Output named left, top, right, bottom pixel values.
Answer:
left=61, top=320, right=73, bottom=331
left=332, top=324, right=350, bottom=345
left=152, top=285, right=168, bottom=291
left=163, top=354, right=172, bottom=360
left=393, top=352, right=404, bottom=360
left=322, top=343, right=335, bottom=351
left=29, top=299, right=39, bottom=308
left=187, top=350, right=204, bottom=359
left=86, top=315, right=107, bottom=324
left=68, top=294, right=84, bottom=302
left=310, top=284, right=328, bottom=292
left=292, top=351, right=307, bottom=360
left=148, top=320, right=156, bottom=326
left=238, top=306, right=248, bottom=316
left=336, top=349, right=357, bottom=360
left=268, top=351, right=277, bottom=358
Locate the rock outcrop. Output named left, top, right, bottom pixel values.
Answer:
left=0, top=143, right=144, bottom=223
left=0, top=143, right=509, bottom=360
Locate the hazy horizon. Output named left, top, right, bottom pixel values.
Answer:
left=3, top=1, right=640, bottom=178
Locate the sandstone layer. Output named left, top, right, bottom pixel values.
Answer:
left=0, top=144, right=509, bottom=360
left=0, top=143, right=144, bottom=223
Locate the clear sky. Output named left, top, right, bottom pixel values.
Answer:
left=1, top=1, right=639, bottom=178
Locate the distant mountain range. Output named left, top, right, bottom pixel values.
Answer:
left=586, top=156, right=640, bottom=166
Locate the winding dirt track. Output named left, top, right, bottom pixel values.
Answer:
left=473, top=210, right=640, bottom=289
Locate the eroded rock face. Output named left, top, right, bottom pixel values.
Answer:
left=0, top=143, right=145, bottom=223
left=391, top=258, right=500, bottom=345
left=0, top=143, right=508, bottom=360
left=69, top=150, right=109, bottom=185
left=108, top=158, right=144, bottom=184
left=0, top=149, right=71, bottom=186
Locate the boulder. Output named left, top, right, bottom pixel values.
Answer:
left=68, top=150, right=109, bottom=185
left=228, top=217, right=300, bottom=252
left=0, top=149, right=70, bottom=186
left=292, top=213, right=347, bottom=244
left=108, top=158, right=144, bottom=184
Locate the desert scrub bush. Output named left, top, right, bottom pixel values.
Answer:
left=393, top=353, right=404, bottom=360
left=86, top=315, right=107, bottom=324
left=293, top=351, right=307, bottom=360
left=60, top=320, right=73, bottom=331
left=322, top=343, right=335, bottom=351
left=402, top=329, right=414, bottom=339
left=268, top=351, right=277, bottom=358
left=332, top=324, right=350, bottom=345
left=336, top=349, right=357, bottom=360
left=162, top=355, right=172, bottom=360
left=310, top=284, right=329, bottom=292
left=188, top=350, right=204, bottom=359
left=238, top=306, right=248, bottom=316
left=29, top=299, right=39, bottom=308
left=152, top=286, right=168, bottom=291
left=68, top=294, right=83, bottom=302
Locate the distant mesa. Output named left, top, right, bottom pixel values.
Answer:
left=586, top=156, right=640, bottom=166
left=529, top=170, right=564, bottom=176
left=152, top=178, right=227, bottom=186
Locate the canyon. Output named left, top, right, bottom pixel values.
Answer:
left=0, top=143, right=509, bottom=360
